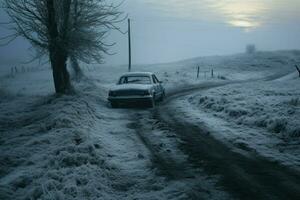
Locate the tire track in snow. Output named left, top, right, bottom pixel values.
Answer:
left=127, top=108, right=233, bottom=199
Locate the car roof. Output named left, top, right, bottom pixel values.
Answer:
left=120, top=72, right=154, bottom=77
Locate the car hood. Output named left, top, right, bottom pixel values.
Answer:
left=110, top=84, right=153, bottom=91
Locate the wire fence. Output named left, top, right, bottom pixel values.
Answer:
left=7, top=65, right=44, bottom=78
left=195, top=65, right=226, bottom=80
left=2, top=64, right=99, bottom=80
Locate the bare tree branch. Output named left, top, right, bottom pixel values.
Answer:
left=1, top=0, right=125, bottom=93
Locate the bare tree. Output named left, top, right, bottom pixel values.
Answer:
left=1, top=0, right=124, bottom=94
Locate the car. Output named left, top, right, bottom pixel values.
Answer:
left=108, top=72, right=165, bottom=108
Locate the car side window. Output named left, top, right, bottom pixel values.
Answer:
left=153, top=75, right=160, bottom=83
left=118, top=77, right=128, bottom=84
left=152, top=75, right=157, bottom=84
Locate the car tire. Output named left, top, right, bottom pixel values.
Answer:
left=151, top=98, right=155, bottom=108
left=148, top=96, right=155, bottom=108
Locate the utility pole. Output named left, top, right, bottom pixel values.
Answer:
left=128, top=18, right=131, bottom=72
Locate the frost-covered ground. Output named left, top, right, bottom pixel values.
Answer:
left=1, top=81, right=230, bottom=199
left=1, top=50, right=300, bottom=199
left=174, top=71, right=300, bottom=168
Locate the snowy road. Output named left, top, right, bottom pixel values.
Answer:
left=131, top=82, right=300, bottom=200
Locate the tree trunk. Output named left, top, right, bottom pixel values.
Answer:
left=50, top=51, right=71, bottom=94
left=47, top=0, right=71, bottom=94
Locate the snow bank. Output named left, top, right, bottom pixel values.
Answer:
left=0, top=83, right=116, bottom=199
left=0, top=79, right=155, bottom=199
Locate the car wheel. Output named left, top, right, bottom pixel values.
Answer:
left=148, top=97, right=155, bottom=108
left=111, top=102, right=119, bottom=108
left=151, top=98, right=155, bottom=108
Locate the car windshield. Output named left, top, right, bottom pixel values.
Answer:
left=118, top=76, right=151, bottom=85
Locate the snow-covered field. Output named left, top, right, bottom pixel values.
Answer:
left=82, top=50, right=300, bottom=94
left=173, top=71, right=300, bottom=168
left=1, top=50, right=300, bottom=199
left=189, top=72, right=300, bottom=139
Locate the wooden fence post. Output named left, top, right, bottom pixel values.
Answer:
left=295, top=65, right=300, bottom=77
left=11, top=67, right=14, bottom=77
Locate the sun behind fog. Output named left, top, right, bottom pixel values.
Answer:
left=212, top=0, right=267, bottom=29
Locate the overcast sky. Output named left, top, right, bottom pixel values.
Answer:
left=1, top=0, right=300, bottom=65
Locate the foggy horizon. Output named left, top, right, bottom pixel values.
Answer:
left=1, top=0, right=300, bottom=65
